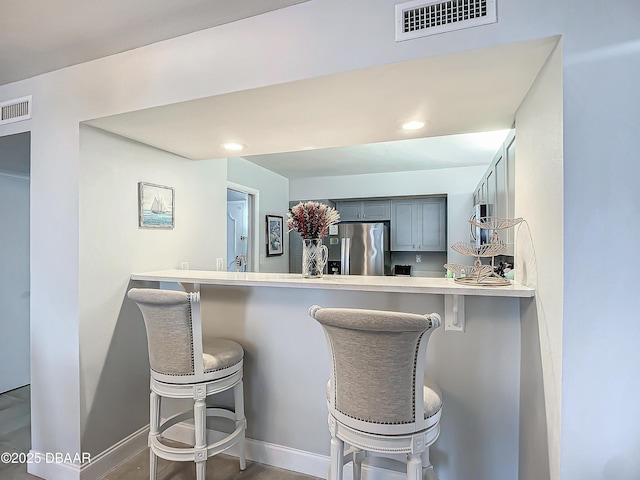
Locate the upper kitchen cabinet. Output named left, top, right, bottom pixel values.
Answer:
left=474, top=130, right=516, bottom=250
left=335, top=199, right=391, bottom=222
left=391, top=197, right=447, bottom=251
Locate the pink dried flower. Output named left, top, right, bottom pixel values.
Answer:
left=287, top=201, right=340, bottom=239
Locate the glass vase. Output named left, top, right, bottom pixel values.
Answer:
left=302, top=238, right=328, bottom=278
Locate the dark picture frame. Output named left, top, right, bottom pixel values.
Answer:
left=266, top=215, right=284, bottom=256
left=138, top=182, right=175, bottom=229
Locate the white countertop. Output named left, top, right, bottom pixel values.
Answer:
left=130, top=269, right=535, bottom=298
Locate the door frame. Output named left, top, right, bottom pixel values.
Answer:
left=227, top=181, right=259, bottom=272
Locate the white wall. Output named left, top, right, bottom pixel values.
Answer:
left=290, top=165, right=486, bottom=267
left=0, top=0, right=638, bottom=478
left=515, top=41, right=563, bottom=480
left=78, top=126, right=227, bottom=455
left=561, top=2, right=640, bottom=478
left=227, top=157, right=289, bottom=273
left=0, top=0, right=566, bottom=469
left=0, top=173, right=30, bottom=393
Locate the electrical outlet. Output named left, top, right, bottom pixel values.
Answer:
left=216, top=258, right=224, bottom=271
left=416, top=255, right=422, bottom=263
left=260, top=255, right=265, bottom=264
left=180, top=262, right=190, bottom=270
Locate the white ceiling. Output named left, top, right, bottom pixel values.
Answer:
left=0, top=0, right=558, bottom=179
left=87, top=36, right=557, bottom=178
left=244, top=130, right=512, bottom=179
left=0, top=0, right=308, bottom=86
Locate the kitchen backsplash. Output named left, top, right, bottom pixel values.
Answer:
left=390, top=251, right=446, bottom=277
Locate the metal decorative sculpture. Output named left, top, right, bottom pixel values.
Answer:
left=445, top=216, right=523, bottom=286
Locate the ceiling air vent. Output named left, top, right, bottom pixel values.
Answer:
left=395, top=0, right=497, bottom=41
left=0, top=96, right=32, bottom=126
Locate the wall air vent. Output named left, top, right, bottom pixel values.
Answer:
left=0, top=96, right=32, bottom=126
left=395, top=0, right=497, bottom=42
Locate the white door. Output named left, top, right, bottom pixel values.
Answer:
left=226, top=198, right=249, bottom=271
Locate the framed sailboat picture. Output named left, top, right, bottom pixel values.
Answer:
left=138, top=182, right=175, bottom=229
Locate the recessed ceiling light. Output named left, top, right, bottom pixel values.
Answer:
left=221, top=142, right=246, bottom=151
left=401, top=120, right=426, bottom=131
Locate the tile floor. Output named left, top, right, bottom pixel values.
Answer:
left=102, top=447, right=321, bottom=480
left=0, top=386, right=321, bottom=480
left=0, top=385, right=34, bottom=480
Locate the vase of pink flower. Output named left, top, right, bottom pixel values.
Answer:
left=287, top=201, right=340, bottom=278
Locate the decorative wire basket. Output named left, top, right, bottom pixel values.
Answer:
left=446, top=217, right=523, bottom=287
left=468, top=216, right=523, bottom=230
left=448, top=242, right=510, bottom=286
left=444, top=261, right=510, bottom=286
left=444, top=262, right=493, bottom=277
left=452, top=242, right=506, bottom=257
left=453, top=273, right=511, bottom=286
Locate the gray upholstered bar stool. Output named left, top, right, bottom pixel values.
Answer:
left=309, top=305, right=442, bottom=480
left=128, top=288, right=246, bottom=480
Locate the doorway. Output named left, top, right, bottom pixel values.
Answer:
left=226, top=184, right=258, bottom=272
left=0, top=131, right=31, bottom=394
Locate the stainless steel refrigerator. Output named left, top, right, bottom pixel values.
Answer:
left=332, top=223, right=390, bottom=276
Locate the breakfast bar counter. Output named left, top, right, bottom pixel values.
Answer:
left=129, top=269, right=533, bottom=480
left=131, top=269, right=534, bottom=332
left=130, top=269, right=535, bottom=297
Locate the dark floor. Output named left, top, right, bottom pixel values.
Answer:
left=0, top=386, right=321, bottom=480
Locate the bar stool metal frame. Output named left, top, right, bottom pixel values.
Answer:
left=310, top=305, right=442, bottom=480
left=128, top=288, right=246, bottom=480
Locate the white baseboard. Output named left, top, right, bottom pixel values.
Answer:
left=29, top=421, right=410, bottom=480
left=28, top=426, right=149, bottom=480
left=165, top=423, right=408, bottom=480
left=27, top=453, right=80, bottom=480
left=164, top=423, right=329, bottom=478
left=80, top=425, right=149, bottom=480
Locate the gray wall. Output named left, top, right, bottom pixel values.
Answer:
left=0, top=131, right=30, bottom=176
left=78, top=126, right=228, bottom=455
left=290, top=165, right=486, bottom=268
left=0, top=132, right=30, bottom=393
left=0, top=0, right=638, bottom=477
left=561, top=3, right=640, bottom=478
left=199, top=285, right=521, bottom=480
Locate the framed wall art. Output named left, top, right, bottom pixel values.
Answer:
left=138, top=182, right=174, bottom=229
left=266, top=215, right=284, bottom=256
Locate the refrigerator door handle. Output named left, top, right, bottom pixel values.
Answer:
left=341, top=237, right=350, bottom=275
left=345, top=237, right=351, bottom=275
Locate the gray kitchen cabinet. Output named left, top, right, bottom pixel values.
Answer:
left=505, top=133, right=516, bottom=249
left=335, top=199, right=390, bottom=221
left=473, top=130, right=516, bottom=253
left=494, top=150, right=508, bottom=244
left=391, top=197, right=446, bottom=251
left=475, top=180, right=486, bottom=205
left=390, top=200, right=416, bottom=250
left=486, top=168, right=496, bottom=217
left=335, top=201, right=361, bottom=221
